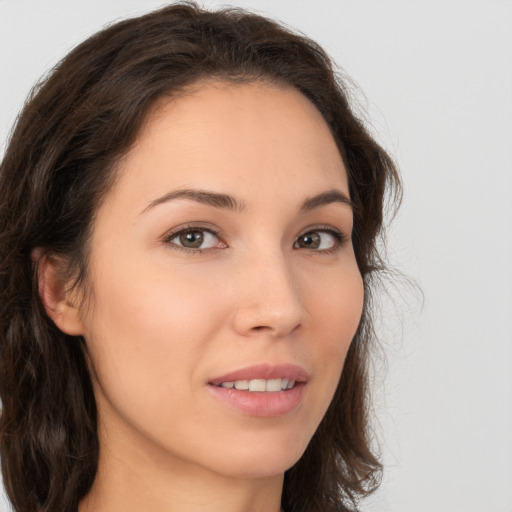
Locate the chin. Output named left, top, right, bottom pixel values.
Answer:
left=206, top=430, right=312, bottom=480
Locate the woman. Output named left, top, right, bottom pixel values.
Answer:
left=0, top=3, right=400, bottom=512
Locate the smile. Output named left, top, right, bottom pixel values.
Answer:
left=217, top=378, right=296, bottom=392
left=208, top=364, right=308, bottom=417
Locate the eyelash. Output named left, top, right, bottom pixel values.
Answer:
left=162, top=224, right=348, bottom=255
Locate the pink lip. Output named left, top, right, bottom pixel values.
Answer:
left=207, top=364, right=309, bottom=418
left=208, top=363, right=309, bottom=386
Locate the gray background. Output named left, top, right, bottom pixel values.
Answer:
left=1, top=1, right=511, bottom=511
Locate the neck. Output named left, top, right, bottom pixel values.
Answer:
left=80, top=467, right=284, bottom=512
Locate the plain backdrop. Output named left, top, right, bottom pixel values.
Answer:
left=1, top=1, right=511, bottom=511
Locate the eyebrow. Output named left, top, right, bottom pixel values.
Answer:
left=299, top=189, right=353, bottom=212
left=140, top=187, right=352, bottom=215
left=140, top=189, right=247, bottom=214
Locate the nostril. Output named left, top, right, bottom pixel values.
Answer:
left=250, top=323, right=302, bottom=335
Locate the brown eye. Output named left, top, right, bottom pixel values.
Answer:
left=168, top=228, right=220, bottom=250
left=179, top=230, right=204, bottom=248
left=296, top=232, right=321, bottom=249
left=294, top=230, right=341, bottom=251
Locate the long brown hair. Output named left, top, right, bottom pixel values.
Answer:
left=0, top=3, right=400, bottom=511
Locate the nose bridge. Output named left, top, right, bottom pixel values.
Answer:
left=231, top=244, right=304, bottom=337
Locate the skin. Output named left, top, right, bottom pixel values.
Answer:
left=42, top=82, right=364, bottom=512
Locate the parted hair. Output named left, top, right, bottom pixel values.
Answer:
left=0, top=3, right=400, bottom=511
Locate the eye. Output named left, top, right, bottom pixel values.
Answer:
left=165, top=227, right=224, bottom=251
left=294, top=229, right=345, bottom=252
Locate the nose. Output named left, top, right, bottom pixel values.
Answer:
left=230, top=250, right=305, bottom=338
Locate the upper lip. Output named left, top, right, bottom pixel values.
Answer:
left=208, top=363, right=309, bottom=386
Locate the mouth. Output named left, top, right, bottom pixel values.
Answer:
left=207, top=363, right=309, bottom=417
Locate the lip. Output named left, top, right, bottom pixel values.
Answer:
left=207, top=363, right=309, bottom=418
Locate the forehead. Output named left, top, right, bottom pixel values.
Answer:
left=110, top=81, right=349, bottom=213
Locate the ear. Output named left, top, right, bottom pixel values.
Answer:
left=32, top=249, right=85, bottom=336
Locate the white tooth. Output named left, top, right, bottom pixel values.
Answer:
left=234, top=380, right=249, bottom=390
left=266, top=379, right=282, bottom=392
left=249, top=379, right=266, bottom=392
left=287, top=380, right=295, bottom=389
left=281, top=379, right=289, bottom=390
left=220, top=382, right=234, bottom=389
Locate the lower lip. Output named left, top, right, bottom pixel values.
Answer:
left=207, top=383, right=306, bottom=418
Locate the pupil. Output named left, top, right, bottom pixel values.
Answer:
left=301, top=232, right=320, bottom=248
left=180, top=231, right=204, bottom=248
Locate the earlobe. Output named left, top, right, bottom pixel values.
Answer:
left=33, top=249, right=85, bottom=336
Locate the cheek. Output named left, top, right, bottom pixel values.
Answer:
left=299, top=261, right=364, bottom=420
left=309, top=259, right=364, bottom=348
left=81, top=260, right=224, bottom=417
left=318, top=270, right=363, bottom=367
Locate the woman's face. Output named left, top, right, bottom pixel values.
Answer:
left=77, top=82, right=364, bottom=480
